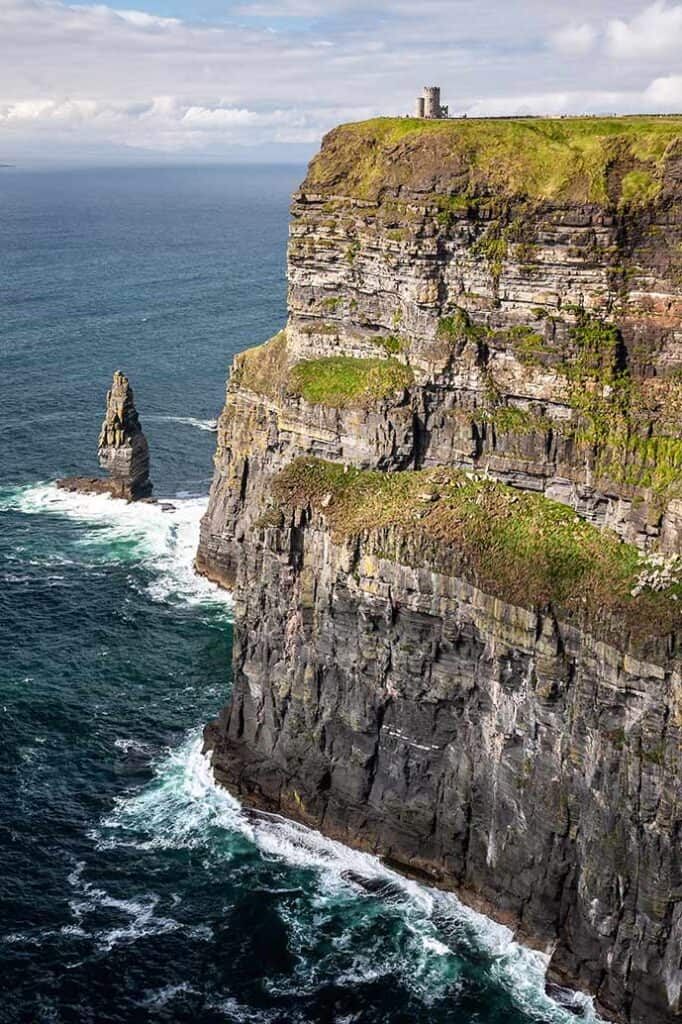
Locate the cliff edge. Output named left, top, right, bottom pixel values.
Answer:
left=198, top=117, right=682, bottom=1023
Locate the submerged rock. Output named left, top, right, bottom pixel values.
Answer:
left=59, top=370, right=153, bottom=501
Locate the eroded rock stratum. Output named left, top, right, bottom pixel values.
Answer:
left=197, top=117, right=682, bottom=1023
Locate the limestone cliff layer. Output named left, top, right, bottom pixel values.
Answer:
left=198, top=116, right=682, bottom=1023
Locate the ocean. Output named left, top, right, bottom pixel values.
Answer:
left=0, top=165, right=595, bottom=1024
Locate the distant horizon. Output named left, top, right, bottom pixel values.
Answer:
left=7, top=108, right=682, bottom=172
left=5, top=0, right=682, bottom=165
left=0, top=158, right=310, bottom=172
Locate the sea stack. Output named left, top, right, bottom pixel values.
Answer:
left=59, top=371, right=152, bottom=500
left=97, top=371, right=152, bottom=499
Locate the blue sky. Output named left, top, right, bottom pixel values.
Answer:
left=67, top=0, right=323, bottom=28
left=3, top=1, right=682, bottom=165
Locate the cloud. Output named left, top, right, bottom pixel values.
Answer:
left=0, top=91, right=374, bottom=155
left=2, top=0, right=682, bottom=164
left=549, top=23, right=597, bottom=55
left=466, top=90, right=636, bottom=118
left=645, top=73, right=682, bottom=105
left=606, top=2, right=682, bottom=59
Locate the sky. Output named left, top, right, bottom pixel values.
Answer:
left=3, top=0, right=682, bottom=165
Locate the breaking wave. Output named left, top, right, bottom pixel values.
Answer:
left=146, top=414, right=218, bottom=432
left=0, top=481, right=232, bottom=611
left=94, top=733, right=597, bottom=1023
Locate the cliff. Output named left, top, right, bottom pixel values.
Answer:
left=197, top=117, right=682, bottom=1023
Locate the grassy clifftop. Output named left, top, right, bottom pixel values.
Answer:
left=303, top=115, right=682, bottom=204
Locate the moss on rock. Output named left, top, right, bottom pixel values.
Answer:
left=547, top=314, right=682, bottom=502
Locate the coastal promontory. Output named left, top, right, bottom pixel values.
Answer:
left=197, top=116, right=682, bottom=1024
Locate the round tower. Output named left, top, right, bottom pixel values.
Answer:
left=414, top=96, right=425, bottom=118
left=423, top=86, right=441, bottom=119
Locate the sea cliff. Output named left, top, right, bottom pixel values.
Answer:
left=197, top=116, right=682, bottom=1023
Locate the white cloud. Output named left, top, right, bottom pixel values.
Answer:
left=113, top=9, right=181, bottom=28
left=606, top=2, right=682, bottom=58
left=0, top=91, right=375, bottom=155
left=465, top=90, right=635, bottom=118
left=645, top=73, right=682, bottom=105
left=1, top=0, right=682, bottom=164
left=549, top=23, right=597, bottom=55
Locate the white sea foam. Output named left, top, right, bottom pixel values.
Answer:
left=114, top=737, right=156, bottom=756
left=421, top=935, right=452, bottom=956
left=207, top=997, right=281, bottom=1022
left=0, top=482, right=232, bottom=612
left=96, top=734, right=599, bottom=1022
left=146, top=414, right=218, bottom=432
left=97, top=732, right=247, bottom=852
left=66, top=863, right=181, bottom=952
left=143, top=983, right=198, bottom=1008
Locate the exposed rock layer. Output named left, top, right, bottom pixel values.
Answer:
left=198, top=117, right=682, bottom=1023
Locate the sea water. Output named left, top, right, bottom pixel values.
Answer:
left=0, top=165, right=595, bottom=1023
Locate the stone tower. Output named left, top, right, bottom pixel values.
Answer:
left=423, top=86, right=441, bottom=119
left=413, top=86, right=447, bottom=119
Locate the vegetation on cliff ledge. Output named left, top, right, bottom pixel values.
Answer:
left=289, top=356, right=413, bottom=406
left=231, top=330, right=289, bottom=396
left=271, top=457, right=682, bottom=642
left=232, top=332, right=413, bottom=408
left=445, top=305, right=682, bottom=503
left=552, top=314, right=682, bottom=501
left=305, top=115, right=682, bottom=205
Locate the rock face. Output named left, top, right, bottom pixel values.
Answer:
left=206, top=494, right=682, bottom=1024
left=198, top=117, right=682, bottom=1023
left=59, top=370, right=152, bottom=500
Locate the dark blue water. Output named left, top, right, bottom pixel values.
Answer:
left=0, top=166, right=594, bottom=1024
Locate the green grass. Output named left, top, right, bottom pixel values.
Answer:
left=231, top=330, right=289, bottom=397
left=231, top=334, right=413, bottom=408
left=289, top=356, right=413, bottom=407
left=483, top=405, right=550, bottom=435
left=373, top=334, right=407, bottom=355
left=305, top=116, right=682, bottom=204
left=271, top=457, right=682, bottom=643
left=619, top=169, right=662, bottom=207
left=435, top=194, right=471, bottom=226
left=506, top=325, right=549, bottom=366
left=437, top=309, right=489, bottom=347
